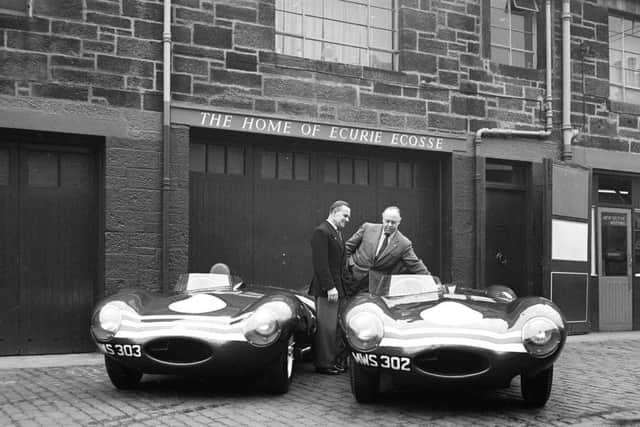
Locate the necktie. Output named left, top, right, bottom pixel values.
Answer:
left=376, top=233, right=390, bottom=258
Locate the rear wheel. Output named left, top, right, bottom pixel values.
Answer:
left=104, top=356, right=142, bottom=390
left=350, top=356, right=379, bottom=403
left=521, top=366, right=553, bottom=407
left=265, top=335, right=295, bottom=394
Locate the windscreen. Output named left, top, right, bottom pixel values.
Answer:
left=174, top=273, right=234, bottom=293
left=370, top=274, right=441, bottom=297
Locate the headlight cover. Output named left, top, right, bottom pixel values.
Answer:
left=243, top=301, right=293, bottom=347
left=522, top=317, right=561, bottom=358
left=98, top=301, right=128, bottom=334
left=346, top=310, right=384, bottom=352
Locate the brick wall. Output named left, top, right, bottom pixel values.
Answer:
left=4, top=0, right=633, bottom=294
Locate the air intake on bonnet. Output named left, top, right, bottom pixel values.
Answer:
left=145, top=338, right=212, bottom=364
left=413, top=349, right=490, bottom=377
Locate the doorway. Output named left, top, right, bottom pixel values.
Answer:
left=597, top=207, right=632, bottom=331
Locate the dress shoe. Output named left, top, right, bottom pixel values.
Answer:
left=315, top=366, right=340, bottom=375
left=334, top=363, right=347, bottom=373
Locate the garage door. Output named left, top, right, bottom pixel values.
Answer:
left=0, top=134, right=99, bottom=355
left=189, top=129, right=441, bottom=290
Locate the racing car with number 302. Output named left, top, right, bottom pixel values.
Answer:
left=90, top=264, right=316, bottom=394
left=342, top=274, right=566, bottom=407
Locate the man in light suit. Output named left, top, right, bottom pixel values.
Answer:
left=345, top=206, right=429, bottom=293
left=309, top=200, right=351, bottom=375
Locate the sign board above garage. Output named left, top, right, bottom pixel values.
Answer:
left=172, top=105, right=468, bottom=153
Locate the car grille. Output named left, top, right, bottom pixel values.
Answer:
left=413, top=349, right=490, bottom=377
left=145, top=338, right=212, bottom=364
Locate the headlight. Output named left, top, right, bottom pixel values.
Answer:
left=98, top=302, right=126, bottom=334
left=346, top=311, right=384, bottom=352
left=243, top=301, right=293, bottom=347
left=522, top=317, right=561, bottom=358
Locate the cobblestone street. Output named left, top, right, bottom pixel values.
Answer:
left=1, top=333, right=639, bottom=427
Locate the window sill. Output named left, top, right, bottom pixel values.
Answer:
left=608, top=99, right=640, bottom=115
left=489, top=62, right=545, bottom=81
left=260, top=52, right=417, bottom=86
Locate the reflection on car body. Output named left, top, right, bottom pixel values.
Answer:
left=341, top=274, right=566, bottom=407
left=90, top=266, right=316, bottom=394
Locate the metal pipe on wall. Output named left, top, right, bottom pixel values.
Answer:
left=161, top=0, right=172, bottom=292
left=561, top=0, right=573, bottom=160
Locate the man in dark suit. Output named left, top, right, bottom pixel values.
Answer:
left=309, top=200, right=351, bottom=375
left=345, top=206, right=429, bottom=293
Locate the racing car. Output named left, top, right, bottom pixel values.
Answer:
left=90, top=264, right=316, bottom=394
left=341, top=274, right=566, bottom=407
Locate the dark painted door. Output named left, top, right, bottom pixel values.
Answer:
left=0, top=142, right=98, bottom=355
left=485, top=188, right=527, bottom=295
left=189, top=131, right=440, bottom=289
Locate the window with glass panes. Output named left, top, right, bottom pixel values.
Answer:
left=609, top=15, right=640, bottom=104
left=490, top=0, right=538, bottom=68
left=275, top=0, right=397, bottom=70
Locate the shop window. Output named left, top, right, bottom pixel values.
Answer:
left=597, top=175, right=632, bottom=205
left=489, top=0, right=538, bottom=68
left=262, top=151, right=310, bottom=181
left=275, top=0, right=397, bottom=70
left=0, top=149, right=8, bottom=186
left=28, top=151, right=59, bottom=188
left=633, top=210, right=640, bottom=275
left=324, top=156, right=368, bottom=185
left=609, top=15, right=640, bottom=104
left=190, top=143, right=246, bottom=176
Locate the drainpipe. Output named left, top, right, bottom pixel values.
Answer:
left=161, top=0, right=172, bottom=292
left=561, top=0, right=573, bottom=160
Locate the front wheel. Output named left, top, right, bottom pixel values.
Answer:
left=350, top=356, right=379, bottom=403
left=521, top=366, right=553, bottom=407
left=265, top=335, right=295, bottom=394
left=104, top=356, right=142, bottom=390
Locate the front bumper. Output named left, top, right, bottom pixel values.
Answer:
left=92, top=329, right=284, bottom=377
left=351, top=342, right=560, bottom=388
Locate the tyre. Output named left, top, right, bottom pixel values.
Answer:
left=521, top=366, right=553, bottom=407
left=265, top=335, right=295, bottom=394
left=104, top=356, right=142, bottom=390
left=350, top=356, right=379, bottom=403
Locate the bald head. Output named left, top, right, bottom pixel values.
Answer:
left=381, top=206, right=401, bottom=234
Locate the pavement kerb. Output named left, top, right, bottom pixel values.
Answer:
left=0, top=331, right=639, bottom=370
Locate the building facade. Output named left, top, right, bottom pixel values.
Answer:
left=0, top=0, right=639, bottom=355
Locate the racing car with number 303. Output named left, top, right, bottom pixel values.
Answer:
left=90, top=264, right=316, bottom=394
left=342, top=274, right=566, bottom=407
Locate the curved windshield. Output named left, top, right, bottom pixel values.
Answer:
left=174, top=273, right=242, bottom=293
left=370, top=274, right=441, bottom=297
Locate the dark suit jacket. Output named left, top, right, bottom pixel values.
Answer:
left=309, top=220, right=347, bottom=298
left=345, top=222, right=428, bottom=284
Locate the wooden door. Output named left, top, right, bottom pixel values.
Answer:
left=0, top=140, right=98, bottom=355
left=597, top=208, right=632, bottom=331
left=485, top=188, right=527, bottom=295
left=0, top=146, right=19, bottom=354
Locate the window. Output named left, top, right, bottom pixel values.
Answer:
left=597, top=175, right=632, bottom=206
left=190, top=143, right=246, bottom=176
left=261, top=151, right=310, bottom=180
left=489, top=0, right=538, bottom=68
left=275, top=0, right=397, bottom=70
left=324, top=156, right=368, bottom=185
left=609, top=15, right=640, bottom=104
